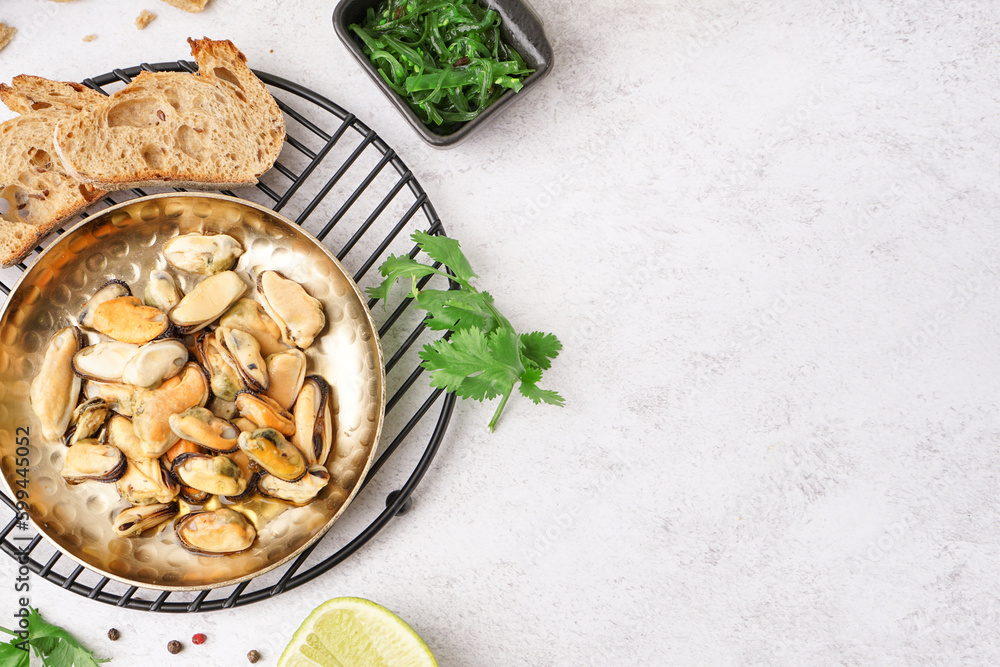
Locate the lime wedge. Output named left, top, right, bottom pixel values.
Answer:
left=278, top=597, right=438, bottom=667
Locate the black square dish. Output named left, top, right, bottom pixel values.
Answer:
left=333, top=0, right=553, bottom=148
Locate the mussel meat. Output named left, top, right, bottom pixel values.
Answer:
left=72, top=341, right=140, bottom=383
left=131, top=362, right=209, bottom=458
left=168, top=406, right=239, bottom=453
left=30, top=326, right=84, bottom=441
left=168, top=270, right=247, bottom=334
left=120, top=339, right=188, bottom=388
left=61, top=439, right=127, bottom=484
left=92, top=296, right=171, bottom=344
left=218, top=298, right=289, bottom=357
left=113, top=502, right=178, bottom=537
left=263, top=349, right=306, bottom=411
left=171, top=452, right=248, bottom=497
left=163, top=233, right=243, bottom=275
left=237, top=427, right=306, bottom=482
left=257, top=464, right=330, bottom=506
left=235, top=391, right=295, bottom=436
left=116, top=456, right=177, bottom=505
left=216, top=325, right=269, bottom=392
left=77, top=279, right=130, bottom=330
left=175, top=507, right=256, bottom=555
left=64, top=397, right=110, bottom=446
left=255, top=271, right=325, bottom=349
left=143, top=269, right=181, bottom=311
left=291, top=376, right=333, bottom=466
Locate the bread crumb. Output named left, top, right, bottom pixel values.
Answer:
left=83, top=34, right=97, bottom=42
left=159, top=0, right=209, bottom=12
left=135, top=10, right=157, bottom=30
left=0, top=23, right=15, bottom=53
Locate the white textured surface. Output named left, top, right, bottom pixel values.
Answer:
left=2, top=0, right=999, bottom=665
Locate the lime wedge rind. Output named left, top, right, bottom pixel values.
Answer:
left=278, top=597, right=438, bottom=667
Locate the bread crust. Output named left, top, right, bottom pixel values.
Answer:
left=53, top=38, right=285, bottom=190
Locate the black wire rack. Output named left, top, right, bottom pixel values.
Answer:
left=0, top=62, right=456, bottom=612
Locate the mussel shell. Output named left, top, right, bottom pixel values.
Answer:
left=175, top=508, right=256, bottom=555
left=257, top=464, right=330, bottom=506
left=235, top=391, right=295, bottom=436
left=78, top=279, right=131, bottom=330
left=61, top=439, right=127, bottom=484
left=143, top=269, right=181, bottom=311
left=121, top=339, right=188, bottom=388
left=64, top=397, right=110, bottom=446
left=168, top=406, right=239, bottom=453
left=171, top=452, right=248, bottom=497
left=168, top=270, right=247, bottom=334
left=264, top=349, right=306, bottom=411
left=195, top=332, right=245, bottom=402
left=216, top=326, right=269, bottom=393
left=255, top=270, right=325, bottom=349
left=291, top=375, right=332, bottom=466
left=237, top=427, right=306, bottom=482
left=30, top=326, right=85, bottom=441
left=113, top=502, right=178, bottom=537
left=92, top=296, right=171, bottom=344
left=72, top=341, right=140, bottom=383
left=163, top=233, right=244, bottom=275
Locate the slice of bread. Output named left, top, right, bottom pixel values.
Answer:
left=0, top=77, right=106, bottom=267
left=54, top=38, right=285, bottom=190
left=160, top=0, right=209, bottom=11
left=0, top=23, right=15, bottom=52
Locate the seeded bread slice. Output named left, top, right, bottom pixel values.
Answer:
left=54, top=38, right=285, bottom=191
left=0, top=77, right=106, bottom=267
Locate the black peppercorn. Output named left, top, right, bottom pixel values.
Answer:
left=247, top=649, right=261, bottom=663
left=107, top=628, right=120, bottom=641
left=167, top=640, right=182, bottom=654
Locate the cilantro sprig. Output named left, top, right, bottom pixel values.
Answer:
left=369, top=231, right=564, bottom=431
left=0, top=607, right=109, bottom=667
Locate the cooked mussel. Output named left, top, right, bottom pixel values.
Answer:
left=64, top=397, right=110, bottom=446
left=235, top=391, right=295, bottom=435
left=218, top=298, right=289, bottom=357
left=255, top=271, right=325, bottom=349
left=237, top=427, right=306, bottom=482
left=83, top=380, right=136, bottom=416
left=171, top=452, right=248, bottom=497
left=105, top=413, right=148, bottom=461
left=257, top=464, right=330, bottom=506
left=224, top=449, right=259, bottom=501
left=116, top=456, right=177, bottom=505
left=144, top=269, right=181, bottom=311
left=163, top=233, right=243, bottom=275
left=163, top=439, right=210, bottom=504
left=264, top=349, right=306, bottom=411
left=78, top=279, right=130, bottom=330
left=168, top=407, right=239, bottom=453
left=113, top=502, right=178, bottom=537
left=131, top=362, right=210, bottom=458
left=61, top=439, right=127, bottom=484
left=72, top=342, right=140, bottom=383
left=92, top=296, right=171, bottom=344
left=195, top=332, right=245, bottom=402
left=216, top=326, right=269, bottom=392
left=30, top=326, right=84, bottom=441
left=291, top=376, right=333, bottom=466
left=175, top=507, right=256, bottom=555
left=168, top=271, right=247, bottom=334
left=121, top=339, right=188, bottom=388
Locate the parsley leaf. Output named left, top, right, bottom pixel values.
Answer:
left=371, top=231, right=563, bottom=431
left=0, top=608, right=109, bottom=667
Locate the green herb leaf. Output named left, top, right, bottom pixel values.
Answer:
left=376, top=230, right=563, bottom=431
left=520, top=331, right=562, bottom=370
left=0, top=608, right=108, bottom=667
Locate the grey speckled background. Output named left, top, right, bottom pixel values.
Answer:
left=1, top=0, right=999, bottom=665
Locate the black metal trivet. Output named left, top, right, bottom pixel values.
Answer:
left=0, top=62, right=455, bottom=612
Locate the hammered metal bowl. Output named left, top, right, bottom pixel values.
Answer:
left=0, top=193, right=385, bottom=590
